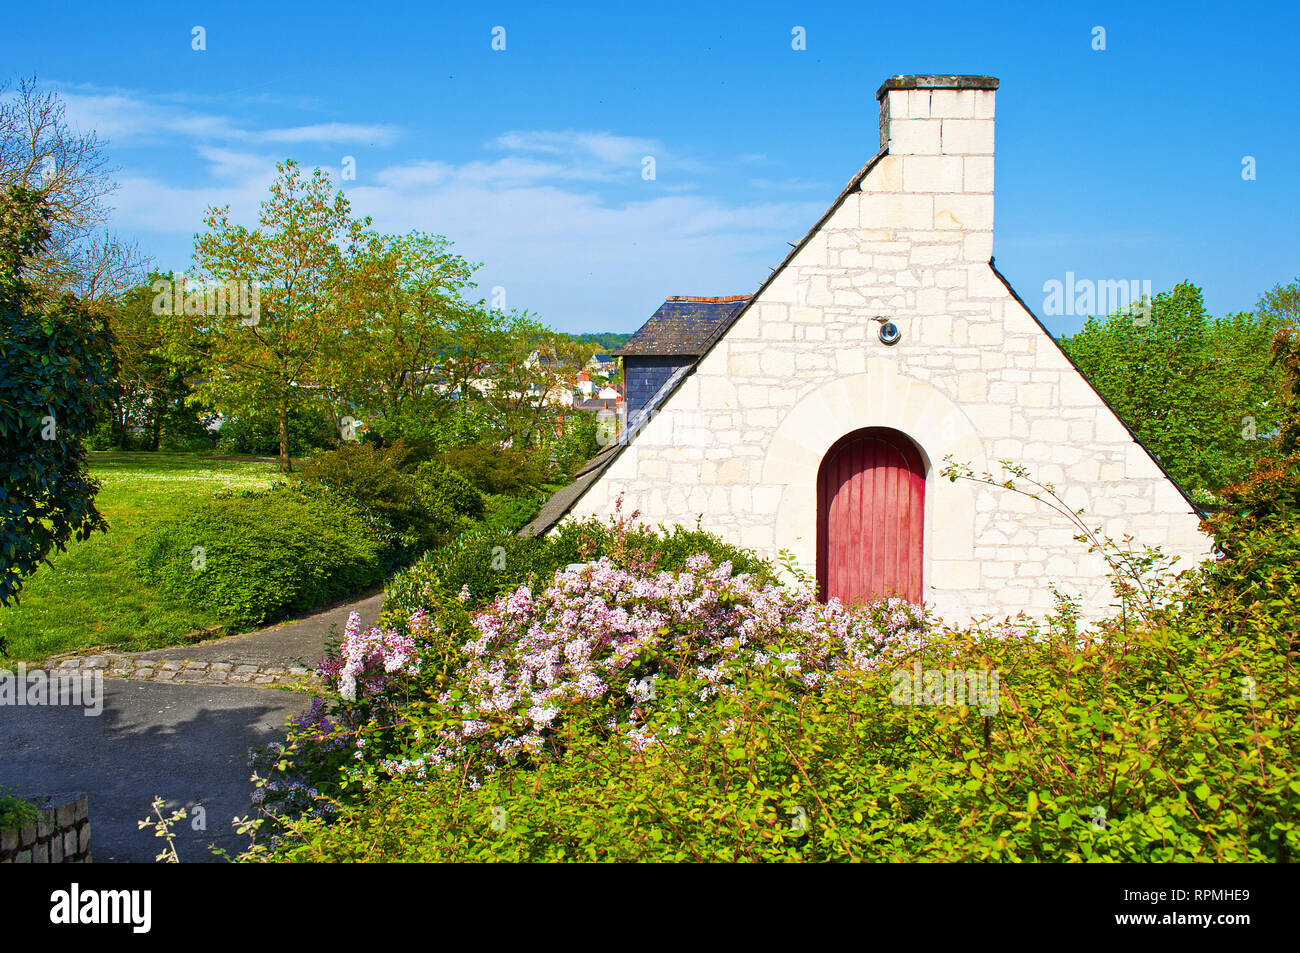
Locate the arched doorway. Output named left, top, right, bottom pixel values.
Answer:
left=816, top=427, right=925, bottom=605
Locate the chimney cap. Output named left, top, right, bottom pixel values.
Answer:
left=875, top=75, right=999, bottom=101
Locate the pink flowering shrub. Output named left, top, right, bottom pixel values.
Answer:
left=248, top=611, right=430, bottom=822
left=434, top=553, right=928, bottom=764
left=317, top=610, right=426, bottom=701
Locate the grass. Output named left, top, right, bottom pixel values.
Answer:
left=0, top=453, right=281, bottom=664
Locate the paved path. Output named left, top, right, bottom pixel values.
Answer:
left=43, top=588, right=385, bottom=686
left=0, top=680, right=313, bottom=862
left=2, top=589, right=385, bottom=862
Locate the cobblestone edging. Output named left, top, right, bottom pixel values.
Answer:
left=1, top=793, right=91, bottom=863
left=46, top=654, right=318, bottom=687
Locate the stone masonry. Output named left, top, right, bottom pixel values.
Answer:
left=1, top=793, right=91, bottom=863
left=45, top=654, right=317, bottom=686
left=565, top=75, right=1211, bottom=625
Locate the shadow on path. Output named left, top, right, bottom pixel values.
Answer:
left=0, top=680, right=313, bottom=862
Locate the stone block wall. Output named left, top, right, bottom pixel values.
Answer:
left=565, top=76, right=1211, bottom=626
left=0, top=793, right=92, bottom=863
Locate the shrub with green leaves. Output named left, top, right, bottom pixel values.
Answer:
left=296, top=442, right=473, bottom=566
left=0, top=790, right=38, bottom=831
left=481, top=493, right=542, bottom=533
left=381, top=527, right=549, bottom=627
left=437, top=442, right=549, bottom=495
left=133, top=482, right=385, bottom=631
left=547, top=513, right=780, bottom=585
left=262, top=591, right=1297, bottom=862
left=415, top=461, right=485, bottom=521
left=214, top=405, right=335, bottom=457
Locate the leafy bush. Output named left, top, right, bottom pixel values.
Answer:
left=364, top=399, right=489, bottom=459
left=87, top=421, right=118, bottom=452
left=132, top=482, right=385, bottom=631
left=437, top=442, right=550, bottom=494
left=548, top=513, right=780, bottom=584
left=381, top=527, right=549, bottom=626
left=416, top=461, right=485, bottom=521
left=260, top=572, right=1297, bottom=862
left=159, top=406, right=218, bottom=452
left=0, top=790, right=38, bottom=830
left=160, top=431, right=218, bottom=453
left=481, top=493, right=542, bottom=533
left=295, top=442, right=473, bottom=567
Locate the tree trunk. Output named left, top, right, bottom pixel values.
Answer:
left=111, top=385, right=128, bottom=448
left=278, top=401, right=292, bottom=473
left=149, top=391, right=163, bottom=451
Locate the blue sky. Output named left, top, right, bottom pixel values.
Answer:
left=4, top=0, right=1296, bottom=334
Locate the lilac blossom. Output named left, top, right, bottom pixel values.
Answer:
left=436, top=554, right=929, bottom=763
left=318, top=610, right=424, bottom=701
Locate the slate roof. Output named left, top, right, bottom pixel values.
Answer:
left=612, top=296, right=750, bottom=357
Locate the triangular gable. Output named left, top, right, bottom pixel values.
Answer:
left=528, top=75, right=1207, bottom=629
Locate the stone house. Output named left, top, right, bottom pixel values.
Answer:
left=524, top=75, right=1210, bottom=626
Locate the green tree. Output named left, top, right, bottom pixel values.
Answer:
left=1257, top=277, right=1300, bottom=338
left=0, top=187, right=117, bottom=605
left=100, top=272, right=206, bottom=450
left=480, top=311, right=587, bottom=450
left=1202, top=322, right=1300, bottom=618
left=1061, top=281, right=1286, bottom=497
left=568, top=331, right=632, bottom=351
left=322, top=230, right=478, bottom=431
left=175, top=159, right=367, bottom=472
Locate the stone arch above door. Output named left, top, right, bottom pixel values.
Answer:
left=761, top=364, right=984, bottom=595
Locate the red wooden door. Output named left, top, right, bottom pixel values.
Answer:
left=816, top=428, right=925, bottom=605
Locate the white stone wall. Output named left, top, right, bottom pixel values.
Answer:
left=566, top=82, right=1211, bottom=625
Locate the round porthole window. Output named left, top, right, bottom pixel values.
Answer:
left=879, top=321, right=901, bottom=345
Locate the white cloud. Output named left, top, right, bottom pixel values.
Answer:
left=51, top=87, right=398, bottom=148
left=494, top=129, right=658, bottom=165
left=54, top=83, right=824, bottom=329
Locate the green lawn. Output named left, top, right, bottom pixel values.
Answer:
left=0, top=453, right=282, bottom=664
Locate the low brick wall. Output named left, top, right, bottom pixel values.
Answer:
left=0, top=793, right=91, bottom=863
